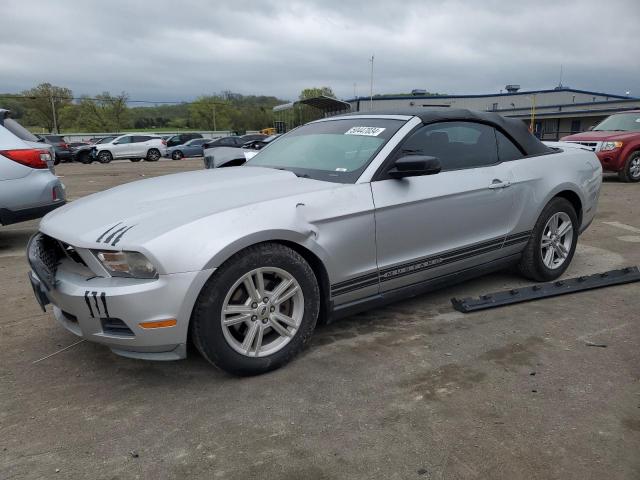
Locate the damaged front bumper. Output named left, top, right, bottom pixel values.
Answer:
left=27, top=233, right=213, bottom=361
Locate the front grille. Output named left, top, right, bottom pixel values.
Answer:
left=27, top=233, right=64, bottom=290
left=566, top=141, right=599, bottom=152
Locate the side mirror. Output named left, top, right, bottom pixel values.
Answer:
left=388, top=155, right=441, bottom=179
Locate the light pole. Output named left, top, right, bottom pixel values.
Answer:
left=50, top=94, right=58, bottom=133
left=369, top=55, right=374, bottom=111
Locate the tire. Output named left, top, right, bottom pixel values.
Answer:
left=78, top=151, right=91, bottom=164
left=130, top=158, right=142, bottom=162
left=146, top=149, right=161, bottom=162
left=53, top=154, right=60, bottom=166
left=618, top=151, right=640, bottom=183
left=518, top=197, right=578, bottom=282
left=97, top=151, right=113, bottom=164
left=171, top=150, right=184, bottom=160
left=191, top=243, right=320, bottom=376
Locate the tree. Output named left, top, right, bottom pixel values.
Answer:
left=299, top=87, right=336, bottom=100
left=188, top=96, right=232, bottom=131
left=77, top=92, right=130, bottom=132
left=21, top=83, right=73, bottom=133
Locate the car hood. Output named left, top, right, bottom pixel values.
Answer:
left=561, top=131, right=639, bottom=142
left=39, top=167, right=335, bottom=248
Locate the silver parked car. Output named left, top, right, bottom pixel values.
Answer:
left=0, top=113, right=66, bottom=225
left=92, top=134, right=167, bottom=163
left=165, top=138, right=209, bottom=160
left=27, top=110, right=602, bottom=375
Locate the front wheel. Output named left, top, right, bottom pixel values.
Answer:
left=146, top=149, right=161, bottom=162
left=518, top=197, right=578, bottom=282
left=618, top=151, right=640, bottom=183
left=191, top=243, right=320, bottom=376
left=97, top=151, right=113, bottom=164
left=171, top=150, right=184, bottom=160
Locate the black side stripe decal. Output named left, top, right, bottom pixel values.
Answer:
left=331, top=272, right=379, bottom=291
left=330, top=231, right=533, bottom=297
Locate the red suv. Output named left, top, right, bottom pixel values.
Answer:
left=562, top=111, right=640, bottom=182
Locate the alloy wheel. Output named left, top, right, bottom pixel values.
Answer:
left=540, top=212, right=574, bottom=269
left=630, top=157, right=640, bottom=179
left=220, top=267, right=304, bottom=357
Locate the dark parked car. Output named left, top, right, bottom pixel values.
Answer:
left=72, top=136, right=118, bottom=163
left=166, top=133, right=203, bottom=148
left=202, top=136, right=245, bottom=149
left=242, top=134, right=280, bottom=150
left=39, top=135, right=72, bottom=163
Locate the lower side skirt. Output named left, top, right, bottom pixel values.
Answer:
left=328, top=253, right=521, bottom=322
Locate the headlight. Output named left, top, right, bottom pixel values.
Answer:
left=94, top=251, right=158, bottom=279
left=600, top=141, right=623, bottom=151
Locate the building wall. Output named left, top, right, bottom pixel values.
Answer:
left=348, top=89, right=640, bottom=140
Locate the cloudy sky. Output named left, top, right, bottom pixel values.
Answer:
left=1, top=0, right=639, bottom=102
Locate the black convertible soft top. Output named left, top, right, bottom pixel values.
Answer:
left=345, top=109, right=552, bottom=156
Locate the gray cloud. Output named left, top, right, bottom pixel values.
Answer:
left=1, top=0, right=639, bottom=102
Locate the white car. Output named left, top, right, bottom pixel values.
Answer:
left=92, top=134, right=167, bottom=163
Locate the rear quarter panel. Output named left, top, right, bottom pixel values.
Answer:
left=508, top=147, right=601, bottom=240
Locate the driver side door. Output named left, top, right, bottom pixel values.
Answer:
left=371, top=121, right=516, bottom=292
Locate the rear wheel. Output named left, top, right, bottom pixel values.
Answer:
left=518, top=197, right=578, bottom=282
left=97, top=151, right=113, bottom=164
left=618, top=151, right=640, bottom=183
left=146, top=149, right=161, bottom=162
left=191, top=243, right=320, bottom=376
left=171, top=150, right=184, bottom=160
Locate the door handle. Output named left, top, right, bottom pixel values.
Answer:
left=488, top=180, right=511, bottom=190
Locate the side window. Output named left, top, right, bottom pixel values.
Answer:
left=132, top=136, right=147, bottom=143
left=220, top=137, right=235, bottom=146
left=398, top=121, right=498, bottom=171
left=496, top=131, right=524, bottom=162
left=116, top=136, right=132, bottom=144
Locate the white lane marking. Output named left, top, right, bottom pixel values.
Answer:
left=603, top=221, right=640, bottom=234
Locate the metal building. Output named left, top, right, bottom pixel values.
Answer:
left=347, top=86, right=640, bottom=140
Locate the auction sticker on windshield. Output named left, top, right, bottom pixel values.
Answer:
left=345, top=126, right=386, bottom=136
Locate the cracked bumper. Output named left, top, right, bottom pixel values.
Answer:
left=30, top=267, right=214, bottom=361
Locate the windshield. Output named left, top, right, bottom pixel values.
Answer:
left=245, top=118, right=404, bottom=183
left=593, top=113, right=640, bottom=132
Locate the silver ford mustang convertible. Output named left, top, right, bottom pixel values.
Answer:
left=27, top=110, right=602, bottom=375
